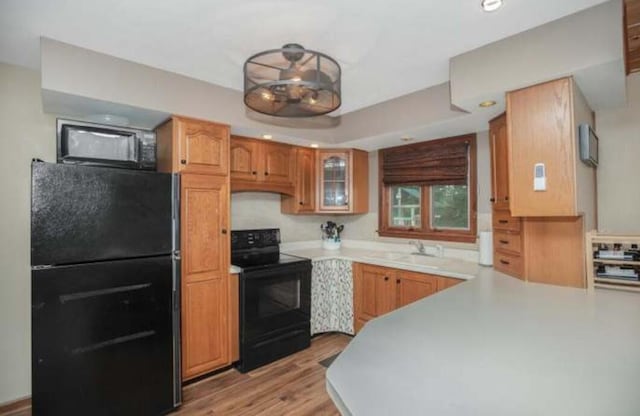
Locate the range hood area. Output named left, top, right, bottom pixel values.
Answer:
left=40, top=1, right=625, bottom=151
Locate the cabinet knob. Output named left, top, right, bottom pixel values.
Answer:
left=299, top=201, right=304, bottom=205
left=384, top=276, right=389, bottom=281
left=396, top=279, right=400, bottom=284
left=221, top=229, right=228, bottom=234
left=505, top=196, right=509, bottom=201
left=490, top=197, right=495, bottom=202
left=252, top=171, right=257, bottom=175
left=264, top=172, right=269, bottom=176
left=180, top=159, right=187, bottom=165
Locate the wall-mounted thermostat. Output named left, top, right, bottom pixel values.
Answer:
left=534, top=163, right=546, bottom=191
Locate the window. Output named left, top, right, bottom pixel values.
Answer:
left=378, top=134, right=477, bottom=243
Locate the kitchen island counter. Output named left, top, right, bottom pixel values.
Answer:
left=326, top=267, right=640, bottom=416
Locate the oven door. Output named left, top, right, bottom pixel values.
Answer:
left=240, top=262, right=311, bottom=344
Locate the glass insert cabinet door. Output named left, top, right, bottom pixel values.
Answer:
left=319, top=151, right=350, bottom=211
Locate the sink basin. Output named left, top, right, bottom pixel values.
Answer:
left=364, top=252, right=409, bottom=261
left=390, top=254, right=454, bottom=269
left=363, top=252, right=449, bottom=270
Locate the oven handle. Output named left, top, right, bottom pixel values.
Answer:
left=250, top=329, right=308, bottom=349
left=239, top=264, right=312, bottom=280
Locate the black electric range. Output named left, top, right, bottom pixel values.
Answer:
left=231, top=229, right=312, bottom=373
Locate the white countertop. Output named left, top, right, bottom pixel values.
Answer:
left=325, top=267, right=640, bottom=416
left=281, top=246, right=479, bottom=281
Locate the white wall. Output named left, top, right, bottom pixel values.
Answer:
left=596, top=73, right=640, bottom=233
left=0, top=63, right=56, bottom=402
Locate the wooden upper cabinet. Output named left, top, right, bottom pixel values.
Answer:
left=156, top=116, right=229, bottom=175
left=317, top=149, right=369, bottom=214
left=506, top=77, right=595, bottom=217
left=489, top=113, right=509, bottom=209
left=181, top=173, right=230, bottom=379
left=262, top=142, right=294, bottom=184
left=230, top=136, right=294, bottom=195
left=281, top=147, right=316, bottom=214
left=230, top=139, right=259, bottom=182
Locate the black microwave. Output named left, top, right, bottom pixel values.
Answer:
left=57, top=119, right=156, bottom=170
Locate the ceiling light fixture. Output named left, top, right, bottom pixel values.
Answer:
left=262, top=134, right=273, bottom=139
left=244, top=43, right=341, bottom=117
left=481, top=0, right=503, bottom=12
left=479, top=100, right=497, bottom=108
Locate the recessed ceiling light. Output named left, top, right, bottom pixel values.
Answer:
left=310, top=144, right=319, bottom=148
left=481, top=0, right=503, bottom=12
left=262, top=134, right=273, bottom=139
left=479, top=100, right=497, bottom=108
left=400, top=136, right=414, bottom=142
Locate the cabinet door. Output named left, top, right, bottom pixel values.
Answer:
left=437, top=276, right=463, bottom=291
left=177, top=117, right=229, bottom=175
left=181, top=173, right=230, bottom=379
left=318, top=151, right=350, bottom=212
left=296, top=147, right=316, bottom=212
left=183, top=279, right=228, bottom=379
left=506, top=77, right=577, bottom=216
left=354, top=264, right=395, bottom=332
left=230, top=137, right=260, bottom=182
left=489, top=114, right=509, bottom=209
left=262, top=142, right=293, bottom=185
left=395, top=271, right=438, bottom=309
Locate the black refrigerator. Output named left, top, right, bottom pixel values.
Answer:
left=31, top=161, right=181, bottom=415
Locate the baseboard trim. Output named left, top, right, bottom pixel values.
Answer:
left=0, top=396, right=31, bottom=415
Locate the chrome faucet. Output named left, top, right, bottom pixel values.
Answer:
left=409, top=241, right=427, bottom=255
left=409, top=241, right=445, bottom=257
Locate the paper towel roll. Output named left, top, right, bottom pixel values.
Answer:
left=479, top=231, right=493, bottom=266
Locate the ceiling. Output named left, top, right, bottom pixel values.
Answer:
left=0, top=0, right=610, bottom=115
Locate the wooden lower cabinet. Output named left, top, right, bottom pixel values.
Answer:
left=353, top=263, right=462, bottom=333
left=181, top=173, right=231, bottom=380
left=353, top=264, right=395, bottom=331
left=396, top=271, right=439, bottom=309
left=183, top=279, right=228, bottom=378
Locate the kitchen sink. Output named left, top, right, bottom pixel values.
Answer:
left=363, top=252, right=448, bottom=270
left=364, top=252, right=409, bottom=261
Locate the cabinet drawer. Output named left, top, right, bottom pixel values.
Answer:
left=494, top=251, right=523, bottom=278
left=493, top=210, right=521, bottom=232
left=493, top=231, right=522, bottom=255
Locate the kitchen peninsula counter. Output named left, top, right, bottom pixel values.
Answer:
left=325, top=266, right=640, bottom=416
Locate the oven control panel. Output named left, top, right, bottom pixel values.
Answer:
left=231, top=228, right=281, bottom=250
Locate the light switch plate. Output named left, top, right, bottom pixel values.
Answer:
left=534, top=163, right=546, bottom=191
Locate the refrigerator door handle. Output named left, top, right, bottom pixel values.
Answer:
left=172, top=174, right=181, bottom=253
left=172, top=253, right=182, bottom=406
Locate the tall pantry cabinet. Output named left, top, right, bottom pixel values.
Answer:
left=490, top=77, right=597, bottom=288
left=156, top=115, right=232, bottom=380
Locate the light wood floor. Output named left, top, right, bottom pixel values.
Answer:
left=1, top=333, right=351, bottom=416
left=176, top=333, right=351, bottom=416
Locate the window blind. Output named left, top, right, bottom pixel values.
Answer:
left=380, top=135, right=472, bottom=186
